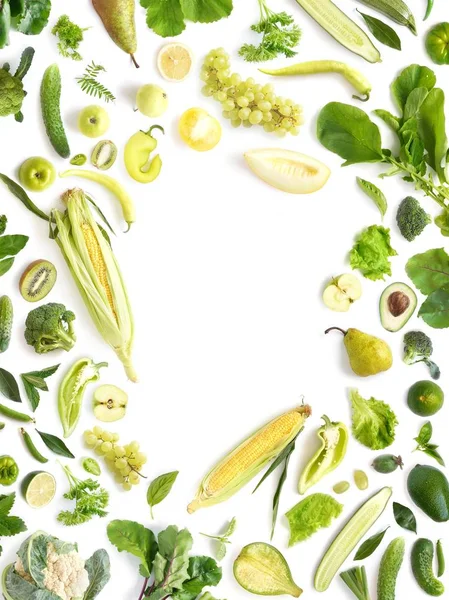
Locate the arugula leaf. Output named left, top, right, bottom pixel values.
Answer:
left=354, top=528, right=389, bottom=560
left=406, top=248, right=449, bottom=295
left=180, top=0, right=232, bottom=23
left=391, top=64, right=436, bottom=112
left=317, top=103, right=383, bottom=166
left=151, top=526, right=193, bottom=597
left=147, top=471, right=179, bottom=519
left=393, top=502, right=417, bottom=533
left=107, top=519, right=157, bottom=578
left=146, top=0, right=186, bottom=37
left=349, top=389, right=398, bottom=450
left=16, top=0, right=51, bottom=35
left=0, top=368, right=21, bottom=402
left=83, top=549, right=111, bottom=600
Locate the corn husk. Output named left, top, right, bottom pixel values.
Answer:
left=52, top=188, right=136, bottom=381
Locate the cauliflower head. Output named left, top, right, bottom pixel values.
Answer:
left=0, top=69, right=25, bottom=117
left=43, top=543, right=89, bottom=600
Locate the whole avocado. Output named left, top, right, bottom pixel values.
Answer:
left=407, top=465, right=449, bottom=522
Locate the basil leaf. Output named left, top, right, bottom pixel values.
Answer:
left=391, top=64, right=436, bottom=113
left=419, top=286, right=449, bottom=328
left=422, top=446, right=445, bottom=466
left=0, top=235, right=29, bottom=260
left=406, top=248, right=449, bottom=295
left=0, top=368, right=21, bottom=402
left=393, top=502, right=417, bottom=533
left=317, top=102, right=384, bottom=166
left=415, top=421, right=432, bottom=445
left=147, top=471, right=179, bottom=519
left=36, top=430, right=75, bottom=458
left=22, top=378, right=40, bottom=411
left=0, top=257, right=15, bottom=277
left=0, top=174, right=51, bottom=222
left=354, top=527, right=389, bottom=560
left=357, top=11, right=401, bottom=50
left=356, top=177, right=387, bottom=218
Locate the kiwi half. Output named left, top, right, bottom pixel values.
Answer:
left=20, top=260, right=57, bottom=302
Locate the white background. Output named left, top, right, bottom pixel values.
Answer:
left=0, top=0, right=448, bottom=598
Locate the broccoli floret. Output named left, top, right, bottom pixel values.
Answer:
left=24, top=302, right=76, bottom=354
left=396, top=196, right=431, bottom=242
left=0, top=69, right=25, bottom=118
left=0, top=215, right=6, bottom=235
left=403, top=330, right=440, bottom=380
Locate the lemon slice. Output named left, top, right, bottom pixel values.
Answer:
left=157, top=43, right=193, bottom=82
left=22, top=471, right=56, bottom=508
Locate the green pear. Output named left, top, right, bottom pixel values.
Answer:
left=92, top=0, right=138, bottom=67
left=326, top=327, right=393, bottom=377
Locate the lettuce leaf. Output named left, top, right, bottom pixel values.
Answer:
left=350, top=389, right=398, bottom=450
left=349, top=225, right=397, bottom=281
left=285, top=493, right=343, bottom=546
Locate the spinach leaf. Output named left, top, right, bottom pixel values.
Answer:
left=405, top=248, right=449, bottom=295
left=418, top=88, right=448, bottom=183
left=0, top=258, right=15, bottom=277
left=16, top=0, right=51, bottom=35
left=0, top=235, right=29, bottom=260
left=354, top=528, right=389, bottom=560
left=391, top=64, right=436, bottom=112
left=317, top=103, right=384, bottom=166
left=84, top=549, right=111, bottom=600
left=107, top=519, right=157, bottom=578
left=147, top=471, right=179, bottom=519
left=418, top=287, right=449, bottom=328
left=357, top=11, right=401, bottom=50
left=0, top=368, right=21, bottom=402
left=36, top=430, right=75, bottom=458
left=393, top=501, right=417, bottom=533
left=356, top=177, right=387, bottom=218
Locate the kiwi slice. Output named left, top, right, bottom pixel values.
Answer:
left=20, top=260, right=57, bottom=302
left=91, top=140, right=117, bottom=170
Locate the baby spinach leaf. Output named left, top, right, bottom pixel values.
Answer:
left=36, top=430, right=75, bottom=458
left=107, top=519, right=157, bottom=578
left=391, top=64, right=436, bottom=112
left=354, top=527, right=389, bottom=560
left=356, top=177, right=387, bottom=218
left=16, top=0, right=51, bottom=35
left=317, top=103, right=384, bottom=166
left=393, top=502, right=417, bottom=533
left=0, top=369, right=21, bottom=402
left=418, top=287, right=449, bottom=328
left=84, top=549, right=111, bottom=600
left=357, top=11, right=401, bottom=50
left=406, top=248, right=449, bottom=295
left=147, top=471, right=179, bottom=519
left=0, top=235, right=29, bottom=260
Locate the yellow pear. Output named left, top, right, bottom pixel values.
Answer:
left=92, top=0, right=138, bottom=67
left=326, top=327, right=392, bottom=377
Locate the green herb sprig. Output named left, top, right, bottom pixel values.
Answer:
left=0, top=493, right=27, bottom=556
left=52, top=15, right=89, bottom=61
left=58, top=463, right=109, bottom=526
left=76, top=62, right=116, bottom=103
left=201, top=517, right=237, bottom=560
left=414, top=421, right=445, bottom=466
left=21, top=364, right=60, bottom=411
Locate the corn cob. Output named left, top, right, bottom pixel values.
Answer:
left=187, top=405, right=311, bottom=513
left=52, top=188, right=136, bottom=381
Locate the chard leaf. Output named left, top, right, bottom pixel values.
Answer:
left=0, top=368, right=21, bottom=402
left=393, top=502, right=417, bottom=533
left=172, top=556, right=222, bottom=600
left=152, top=526, right=193, bottom=593
left=418, top=287, right=449, bottom=328
left=107, top=520, right=157, bottom=578
left=405, top=248, right=449, bottom=295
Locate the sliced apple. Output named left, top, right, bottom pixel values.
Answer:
left=244, top=148, right=330, bottom=194
left=323, top=274, right=362, bottom=312
left=93, top=384, right=128, bottom=422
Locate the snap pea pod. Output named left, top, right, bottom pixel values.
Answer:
left=20, top=428, right=48, bottom=463
left=0, top=403, right=35, bottom=422
left=260, top=61, right=372, bottom=102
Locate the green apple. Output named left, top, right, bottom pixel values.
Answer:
left=93, top=384, right=128, bottom=422
left=19, top=157, right=56, bottom=192
left=323, top=274, right=362, bottom=312
left=78, top=105, right=110, bottom=138
left=136, top=84, right=168, bottom=117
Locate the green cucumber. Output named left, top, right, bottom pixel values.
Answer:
left=295, top=0, right=381, bottom=63
left=315, top=486, right=392, bottom=591
left=411, top=539, right=445, bottom=596
left=0, top=295, right=13, bottom=353
left=40, top=64, right=70, bottom=159
left=378, top=537, right=405, bottom=600
left=355, top=0, right=417, bottom=35
left=0, top=0, right=11, bottom=50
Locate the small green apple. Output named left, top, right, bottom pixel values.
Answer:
left=19, top=157, right=56, bottom=192
left=78, top=105, right=110, bottom=138
left=136, top=84, right=168, bottom=117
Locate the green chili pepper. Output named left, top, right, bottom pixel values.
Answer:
left=424, top=0, right=434, bottom=20
left=0, top=455, right=19, bottom=485
left=124, top=125, right=164, bottom=183
left=437, top=540, right=445, bottom=577
left=20, top=428, right=48, bottom=463
left=298, top=415, right=349, bottom=494
left=0, top=403, right=35, bottom=423
left=58, top=358, right=108, bottom=438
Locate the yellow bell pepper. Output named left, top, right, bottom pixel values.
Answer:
left=124, top=125, right=164, bottom=184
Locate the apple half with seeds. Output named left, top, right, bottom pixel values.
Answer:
left=323, top=274, right=362, bottom=312
left=93, top=384, right=128, bottom=422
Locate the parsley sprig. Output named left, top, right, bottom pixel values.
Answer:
left=52, top=15, right=89, bottom=61
left=239, top=0, right=301, bottom=62
left=57, top=464, right=109, bottom=526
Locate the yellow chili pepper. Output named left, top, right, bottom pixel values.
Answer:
left=124, top=125, right=164, bottom=184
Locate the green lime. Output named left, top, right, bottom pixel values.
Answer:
left=407, top=380, right=444, bottom=416
left=21, top=471, right=56, bottom=508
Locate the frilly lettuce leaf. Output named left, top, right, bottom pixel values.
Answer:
left=285, top=493, right=343, bottom=546
left=349, top=225, right=397, bottom=281
left=350, top=389, right=398, bottom=450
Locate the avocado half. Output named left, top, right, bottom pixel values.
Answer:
left=380, top=282, right=417, bottom=332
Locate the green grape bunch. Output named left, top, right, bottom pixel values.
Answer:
left=201, top=48, right=304, bottom=136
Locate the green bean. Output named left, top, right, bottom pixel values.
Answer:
left=0, top=403, right=35, bottom=423
left=20, top=428, right=48, bottom=463
left=437, top=540, right=445, bottom=577
left=259, top=60, right=373, bottom=101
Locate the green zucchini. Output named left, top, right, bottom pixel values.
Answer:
left=378, top=537, right=405, bottom=600
left=355, top=0, right=417, bottom=35
left=295, top=0, right=381, bottom=63
left=0, top=295, right=13, bottom=353
left=315, top=486, right=392, bottom=591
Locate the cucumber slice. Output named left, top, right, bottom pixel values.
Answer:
left=295, top=0, right=381, bottom=63
left=315, top=486, right=392, bottom=591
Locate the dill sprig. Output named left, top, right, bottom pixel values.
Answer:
left=76, top=62, right=116, bottom=103
left=239, top=0, right=301, bottom=62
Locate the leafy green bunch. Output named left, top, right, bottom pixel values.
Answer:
left=58, top=464, right=109, bottom=526
left=107, top=520, right=222, bottom=599
left=317, top=64, right=449, bottom=237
